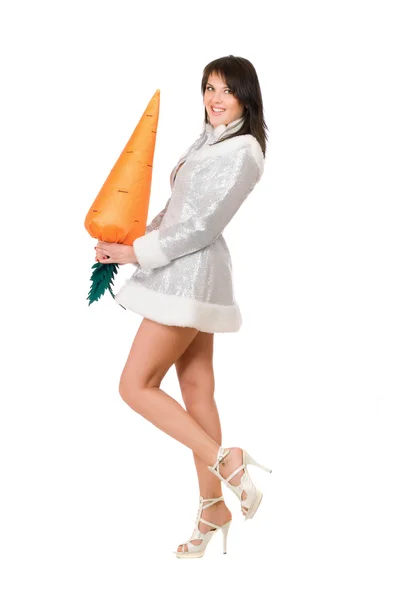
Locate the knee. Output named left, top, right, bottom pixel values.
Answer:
left=118, top=376, right=159, bottom=411
left=118, top=378, right=141, bottom=410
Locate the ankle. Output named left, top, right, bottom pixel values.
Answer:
left=218, top=448, right=245, bottom=486
left=199, top=493, right=223, bottom=502
left=201, top=498, right=230, bottom=514
left=218, top=448, right=236, bottom=470
left=219, top=446, right=239, bottom=463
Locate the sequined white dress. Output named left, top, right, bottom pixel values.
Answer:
left=114, top=116, right=265, bottom=333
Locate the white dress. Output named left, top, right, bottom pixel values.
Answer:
left=114, top=116, right=265, bottom=333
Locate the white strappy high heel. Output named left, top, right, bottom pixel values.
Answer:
left=174, top=495, right=232, bottom=559
left=208, top=447, right=272, bottom=520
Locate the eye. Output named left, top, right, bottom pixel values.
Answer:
left=206, top=85, right=232, bottom=93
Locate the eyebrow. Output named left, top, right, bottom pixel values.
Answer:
left=206, top=82, right=230, bottom=88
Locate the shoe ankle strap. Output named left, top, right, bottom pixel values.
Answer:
left=224, top=463, right=245, bottom=483
left=199, top=516, right=220, bottom=528
left=210, top=447, right=230, bottom=473
left=201, top=495, right=224, bottom=509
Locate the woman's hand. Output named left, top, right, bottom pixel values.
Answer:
left=95, top=241, right=138, bottom=265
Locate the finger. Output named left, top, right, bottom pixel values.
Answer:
left=96, top=253, right=111, bottom=262
left=97, top=242, right=112, bottom=250
left=96, top=247, right=112, bottom=259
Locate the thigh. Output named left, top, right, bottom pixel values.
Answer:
left=175, top=330, right=215, bottom=392
left=119, top=318, right=198, bottom=392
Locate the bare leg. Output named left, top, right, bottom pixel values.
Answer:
left=119, top=319, right=221, bottom=468
left=118, top=319, right=247, bottom=539
left=174, top=331, right=232, bottom=552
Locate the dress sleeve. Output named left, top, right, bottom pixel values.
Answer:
left=133, top=146, right=260, bottom=270
left=144, top=198, right=171, bottom=234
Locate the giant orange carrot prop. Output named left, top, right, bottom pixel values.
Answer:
left=84, top=89, right=160, bottom=305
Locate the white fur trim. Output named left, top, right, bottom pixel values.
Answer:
left=133, top=229, right=171, bottom=270
left=114, top=279, right=242, bottom=333
left=211, top=116, right=244, bottom=139
left=213, top=123, right=228, bottom=137
left=205, top=116, right=244, bottom=139
left=187, top=134, right=264, bottom=182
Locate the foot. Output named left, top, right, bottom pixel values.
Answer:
left=177, top=498, right=232, bottom=554
left=218, top=447, right=248, bottom=517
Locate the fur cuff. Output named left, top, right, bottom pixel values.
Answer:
left=133, top=229, right=171, bottom=270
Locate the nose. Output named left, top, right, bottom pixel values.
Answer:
left=211, top=90, right=224, bottom=104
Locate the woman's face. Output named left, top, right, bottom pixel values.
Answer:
left=204, top=72, right=244, bottom=127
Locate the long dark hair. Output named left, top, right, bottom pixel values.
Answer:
left=201, top=55, right=268, bottom=157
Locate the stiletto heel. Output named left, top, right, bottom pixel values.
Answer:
left=244, top=450, right=273, bottom=473
left=220, top=520, right=231, bottom=554
left=208, top=447, right=272, bottom=521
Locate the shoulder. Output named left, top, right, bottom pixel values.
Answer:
left=186, top=134, right=265, bottom=183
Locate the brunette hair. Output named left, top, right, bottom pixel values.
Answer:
left=201, top=55, right=268, bottom=157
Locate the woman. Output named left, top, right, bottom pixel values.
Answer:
left=95, top=55, right=272, bottom=559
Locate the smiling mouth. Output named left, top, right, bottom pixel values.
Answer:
left=211, top=106, right=226, bottom=115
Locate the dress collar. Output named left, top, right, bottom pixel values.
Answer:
left=204, top=116, right=245, bottom=143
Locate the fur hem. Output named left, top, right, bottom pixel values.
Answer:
left=133, top=229, right=171, bottom=270
left=114, top=279, right=242, bottom=333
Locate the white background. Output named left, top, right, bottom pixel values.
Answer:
left=1, top=0, right=399, bottom=598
